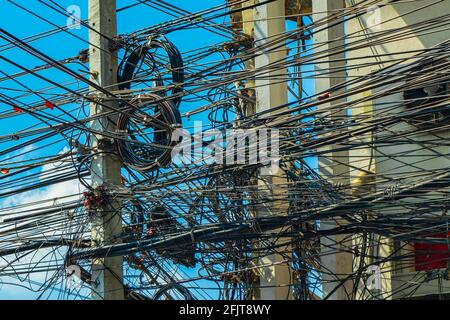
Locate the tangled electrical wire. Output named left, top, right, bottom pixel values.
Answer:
left=0, top=0, right=450, bottom=301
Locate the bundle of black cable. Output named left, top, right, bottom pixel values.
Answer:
left=118, top=35, right=184, bottom=109
left=116, top=94, right=181, bottom=172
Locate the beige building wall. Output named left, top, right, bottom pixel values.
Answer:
left=345, top=0, right=450, bottom=299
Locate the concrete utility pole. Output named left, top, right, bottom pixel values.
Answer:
left=88, top=0, right=124, bottom=300
left=253, top=0, right=293, bottom=300
left=312, top=0, right=353, bottom=300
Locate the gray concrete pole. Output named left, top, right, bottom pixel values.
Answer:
left=312, top=0, right=353, bottom=300
left=88, top=0, right=124, bottom=300
left=253, top=0, right=293, bottom=300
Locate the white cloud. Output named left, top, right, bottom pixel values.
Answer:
left=0, top=147, right=85, bottom=300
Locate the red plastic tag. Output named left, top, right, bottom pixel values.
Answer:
left=45, top=101, right=55, bottom=110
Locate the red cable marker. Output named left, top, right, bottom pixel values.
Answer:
left=318, top=92, right=331, bottom=100
left=12, top=106, right=23, bottom=113
left=45, top=101, right=55, bottom=110
left=1, top=168, right=10, bottom=175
